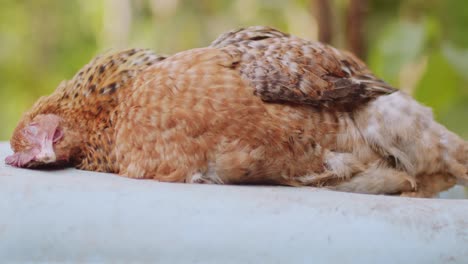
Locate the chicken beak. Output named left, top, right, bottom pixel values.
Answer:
left=5, top=154, right=19, bottom=166
left=5, top=150, right=38, bottom=167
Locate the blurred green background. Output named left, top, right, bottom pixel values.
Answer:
left=0, top=0, right=467, bottom=140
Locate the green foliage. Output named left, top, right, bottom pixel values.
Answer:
left=0, top=0, right=467, bottom=140
left=415, top=51, right=460, bottom=114
left=368, top=20, right=427, bottom=85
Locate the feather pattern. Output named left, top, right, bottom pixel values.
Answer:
left=211, top=26, right=396, bottom=107
left=6, top=27, right=467, bottom=198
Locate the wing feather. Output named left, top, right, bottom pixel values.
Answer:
left=211, top=26, right=396, bottom=107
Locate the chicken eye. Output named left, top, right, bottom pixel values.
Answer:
left=24, top=125, right=38, bottom=136
left=53, top=128, right=63, bottom=142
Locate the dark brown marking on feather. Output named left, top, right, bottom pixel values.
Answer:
left=108, top=83, right=117, bottom=94
left=96, top=105, right=103, bottom=115
left=341, top=60, right=352, bottom=69
left=229, top=60, right=240, bottom=69
left=249, top=36, right=270, bottom=41
left=310, top=141, right=317, bottom=149
left=89, top=84, right=96, bottom=93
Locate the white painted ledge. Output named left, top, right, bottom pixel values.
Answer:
left=0, top=142, right=467, bottom=263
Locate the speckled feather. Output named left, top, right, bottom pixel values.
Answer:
left=210, top=26, right=396, bottom=107
left=112, top=45, right=467, bottom=196
left=114, top=48, right=333, bottom=184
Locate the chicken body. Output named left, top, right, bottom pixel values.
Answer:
left=7, top=27, right=468, bottom=197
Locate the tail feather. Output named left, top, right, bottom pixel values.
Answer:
left=442, top=132, right=468, bottom=182
left=356, top=91, right=468, bottom=186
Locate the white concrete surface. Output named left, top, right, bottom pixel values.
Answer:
left=0, top=142, right=467, bottom=263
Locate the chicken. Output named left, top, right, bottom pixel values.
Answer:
left=5, top=26, right=468, bottom=197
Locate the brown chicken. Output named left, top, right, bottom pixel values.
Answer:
left=5, top=26, right=468, bottom=197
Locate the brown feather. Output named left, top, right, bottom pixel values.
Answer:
left=210, top=26, right=396, bottom=107
left=7, top=27, right=467, bottom=198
